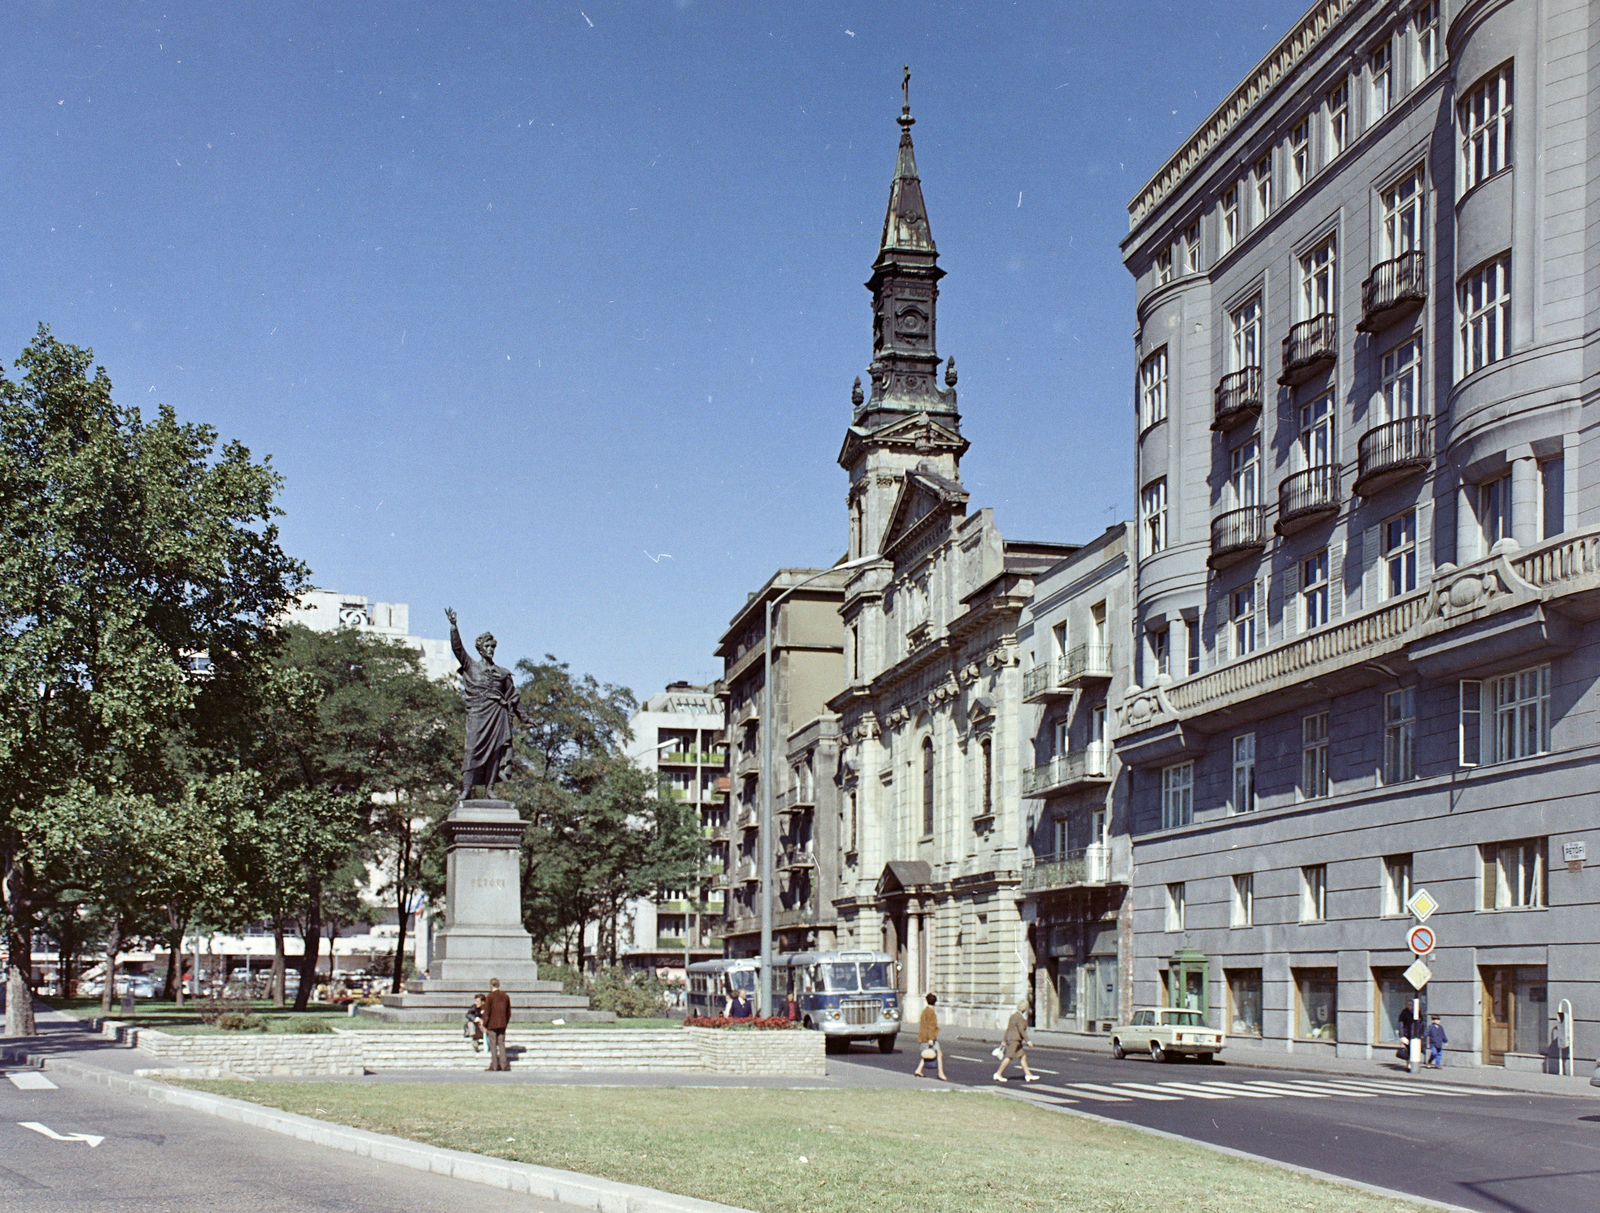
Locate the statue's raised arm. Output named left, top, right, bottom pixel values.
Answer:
left=446, top=609, right=521, bottom=801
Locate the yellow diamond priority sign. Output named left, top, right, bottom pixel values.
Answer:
left=1403, top=959, right=1432, bottom=990
left=1406, top=887, right=1438, bottom=922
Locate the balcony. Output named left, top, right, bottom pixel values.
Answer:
left=1021, top=843, right=1119, bottom=892
left=1359, top=251, right=1426, bottom=333
left=736, top=803, right=758, bottom=830
left=736, top=857, right=758, bottom=883
left=1276, top=465, right=1341, bottom=535
left=781, top=847, right=815, bottom=871
left=1212, top=367, right=1263, bottom=432
left=1279, top=313, right=1337, bottom=385
left=1022, top=742, right=1113, bottom=798
left=1355, top=416, right=1431, bottom=497
left=1024, top=644, right=1113, bottom=702
left=1208, top=506, right=1266, bottom=570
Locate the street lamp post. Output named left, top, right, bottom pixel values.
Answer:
left=759, top=555, right=876, bottom=1015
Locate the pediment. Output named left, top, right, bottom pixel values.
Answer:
left=880, top=462, right=969, bottom=555
left=838, top=411, right=968, bottom=471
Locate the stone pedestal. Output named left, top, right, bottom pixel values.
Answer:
left=371, top=799, right=613, bottom=1022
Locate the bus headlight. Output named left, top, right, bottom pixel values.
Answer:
left=881, top=1007, right=896, bottom=1018
left=825, top=1009, right=840, bottom=1020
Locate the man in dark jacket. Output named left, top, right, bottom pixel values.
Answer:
left=483, top=977, right=512, bottom=1071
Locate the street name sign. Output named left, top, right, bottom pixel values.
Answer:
left=1406, top=887, right=1438, bottom=922
left=1407, top=924, right=1436, bottom=955
left=1403, top=959, right=1432, bottom=990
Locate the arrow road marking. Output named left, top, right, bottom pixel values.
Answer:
left=18, top=1122, right=104, bottom=1147
left=7, top=1073, right=58, bottom=1090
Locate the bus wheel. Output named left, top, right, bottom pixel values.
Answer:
left=877, top=1034, right=896, bottom=1053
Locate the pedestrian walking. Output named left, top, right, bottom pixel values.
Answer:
left=994, top=999, right=1040, bottom=1083
left=482, top=977, right=512, bottom=1071
left=914, top=992, right=947, bottom=1081
left=1423, top=1014, right=1448, bottom=1068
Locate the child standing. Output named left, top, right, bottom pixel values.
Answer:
left=1423, top=1014, right=1448, bottom=1068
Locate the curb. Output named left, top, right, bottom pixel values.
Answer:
left=991, top=1088, right=1478, bottom=1213
left=23, top=1054, right=755, bottom=1213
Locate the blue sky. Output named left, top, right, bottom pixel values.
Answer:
left=4, top=0, right=1308, bottom=696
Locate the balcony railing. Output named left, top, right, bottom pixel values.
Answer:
left=1355, top=416, right=1431, bottom=497
left=736, top=858, right=758, bottom=883
left=1276, top=464, right=1341, bottom=534
left=1022, top=742, right=1113, bottom=797
left=1359, top=250, right=1426, bottom=333
left=1021, top=843, right=1114, bottom=892
left=1279, top=313, right=1337, bottom=385
left=780, top=848, right=815, bottom=870
left=1208, top=505, right=1266, bottom=569
left=1212, top=367, right=1263, bottom=432
left=1022, top=643, right=1113, bottom=702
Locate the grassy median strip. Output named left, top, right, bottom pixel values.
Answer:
left=49, top=998, right=675, bottom=1033
left=178, top=1082, right=1429, bottom=1213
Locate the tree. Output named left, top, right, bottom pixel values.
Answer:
left=0, top=328, right=305, bottom=1036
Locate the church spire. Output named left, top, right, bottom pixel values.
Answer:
left=881, top=66, right=934, bottom=256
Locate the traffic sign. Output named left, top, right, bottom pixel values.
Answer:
left=1406, top=887, right=1438, bottom=922
left=1407, top=924, right=1436, bottom=955
left=1403, top=959, right=1432, bottom=990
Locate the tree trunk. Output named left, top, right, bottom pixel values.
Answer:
left=391, top=896, right=408, bottom=995
left=293, top=883, right=321, bottom=1012
left=391, top=818, right=412, bottom=995
left=99, top=919, right=123, bottom=1015
left=270, top=919, right=286, bottom=1007
left=3, top=859, right=37, bottom=1037
left=162, top=908, right=184, bottom=1004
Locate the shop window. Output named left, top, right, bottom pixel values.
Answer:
left=1295, top=968, right=1338, bottom=1041
left=1227, top=969, right=1263, bottom=1036
left=1374, top=969, right=1427, bottom=1043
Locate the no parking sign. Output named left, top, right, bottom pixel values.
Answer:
left=1407, top=924, right=1436, bottom=956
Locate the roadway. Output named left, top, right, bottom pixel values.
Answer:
left=833, top=1037, right=1600, bottom=1213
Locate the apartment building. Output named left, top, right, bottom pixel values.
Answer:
left=284, top=588, right=455, bottom=681
left=1117, top=0, right=1597, bottom=1072
left=715, top=569, right=850, bottom=957
left=1017, top=524, right=1135, bottom=1033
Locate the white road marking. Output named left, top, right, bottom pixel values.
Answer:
left=1236, top=1081, right=1333, bottom=1098
left=18, top=1122, right=103, bottom=1147
left=1030, top=1067, right=1060, bottom=1075
left=1340, top=1078, right=1473, bottom=1097
left=1061, top=1084, right=1133, bottom=1102
left=1082, top=1082, right=1181, bottom=1101
left=953, top=1055, right=990, bottom=1063
left=1027, top=1084, right=1082, bottom=1099
left=1317, top=1079, right=1432, bottom=1097
left=7, top=1073, right=57, bottom=1090
left=1195, top=1081, right=1284, bottom=1097
left=1265, top=1080, right=1380, bottom=1098
left=1150, top=1081, right=1235, bottom=1099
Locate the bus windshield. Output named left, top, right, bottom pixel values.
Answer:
left=824, top=963, right=860, bottom=992
left=858, top=962, right=892, bottom=991
left=726, top=970, right=756, bottom=993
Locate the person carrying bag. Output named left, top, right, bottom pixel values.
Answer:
left=914, top=992, right=947, bottom=1080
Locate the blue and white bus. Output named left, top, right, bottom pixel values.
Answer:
left=685, top=957, right=760, bottom=1017
left=772, top=950, right=900, bottom=1052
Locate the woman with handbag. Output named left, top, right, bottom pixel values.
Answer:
left=994, top=999, right=1041, bottom=1082
left=914, top=992, right=947, bottom=1080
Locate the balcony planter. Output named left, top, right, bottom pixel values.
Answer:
left=1208, top=505, right=1266, bottom=570
left=1212, top=367, right=1263, bottom=432
left=1276, top=464, right=1341, bottom=535
left=1279, top=313, right=1337, bottom=385
left=1359, top=250, right=1426, bottom=333
left=1354, top=417, right=1431, bottom=497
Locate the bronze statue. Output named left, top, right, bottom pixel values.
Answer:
left=445, top=607, right=526, bottom=799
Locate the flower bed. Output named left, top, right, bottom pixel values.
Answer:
left=683, top=1015, right=797, bottom=1029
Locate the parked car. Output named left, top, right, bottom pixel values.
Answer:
left=1111, top=1007, right=1225, bottom=1063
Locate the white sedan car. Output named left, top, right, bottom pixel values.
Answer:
left=1111, top=1007, right=1225, bottom=1062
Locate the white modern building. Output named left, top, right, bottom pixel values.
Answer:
left=285, top=588, right=455, bottom=681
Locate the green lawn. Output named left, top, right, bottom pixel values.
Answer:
left=177, top=1082, right=1431, bottom=1213
left=46, top=998, right=674, bottom=1034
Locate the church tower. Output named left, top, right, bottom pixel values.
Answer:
left=839, top=71, right=968, bottom=560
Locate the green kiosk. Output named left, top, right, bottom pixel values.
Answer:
left=1166, top=946, right=1211, bottom=1020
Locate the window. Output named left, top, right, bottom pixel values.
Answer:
left=1231, top=584, right=1258, bottom=657
left=1230, top=296, right=1262, bottom=370
left=1460, top=256, right=1510, bottom=374
left=1161, top=762, right=1193, bottom=829
left=1165, top=883, right=1186, bottom=932
left=1183, top=220, right=1202, bottom=274
left=1051, top=815, right=1070, bottom=857
left=1232, top=733, right=1256, bottom=813
left=1459, top=679, right=1482, bottom=767
left=1541, top=456, right=1565, bottom=538
left=1301, top=713, right=1330, bottom=799
left=847, top=790, right=857, bottom=853
left=1221, top=187, right=1239, bottom=253
left=1461, top=66, right=1513, bottom=192
left=1299, top=391, right=1333, bottom=469
left=1296, top=968, right=1338, bottom=1040
left=1300, top=237, right=1336, bottom=319
left=980, top=737, right=993, bottom=818
left=1383, top=688, right=1417, bottom=783
left=921, top=737, right=934, bottom=836
left=1052, top=620, right=1068, bottom=659
left=1493, top=665, right=1551, bottom=761
left=1053, top=718, right=1070, bottom=759
left=1139, top=347, right=1168, bottom=430
left=1482, top=838, right=1546, bottom=909
left=1230, top=438, right=1260, bottom=507
left=1413, top=2, right=1441, bottom=79
left=1479, top=473, right=1512, bottom=550
left=1140, top=479, right=1168, bottom=557
left=1227, top=969, right=1263, bottom=1035
left=1381, top=166, right=1425, bottom=259
left=1151, top=627, right=1170, bottom=679
left=1302, top=550, right=1330, bottom=630
left=1384, top=510, right=1417, bottom=598
left=1301, top=865, right=1328, bottom=921
left=1253, top=155, right=1272, bottom=224
left=1231, top=873, right=1254, bottom=927
left=1326, top=80, right=1349, bottom=160
left=1369, top=41, right=1392, bottom=122
left=1382, top=854, right=1413, bottom=917
left=1287, top=120, right=1309, bottom=194
left=1155, top=248, right=1173, bottom=286
left=1380, top=337, right=1423, bottom=420
left=1186, top=617, right=1201, bottom=676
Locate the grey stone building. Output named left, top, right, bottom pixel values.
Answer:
left=827, top=93, right=1077, bottom=1029
left=1017, top=523, right=1136, bottom=1033
left=1116, top=0, right=1598, bottom=1073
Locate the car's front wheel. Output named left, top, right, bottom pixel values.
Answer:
left=1150, top=1041, right=1167, bottom=1063
left=1111, top=1039, right=1126, bottom=1060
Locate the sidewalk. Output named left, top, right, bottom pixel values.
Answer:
left=923, top=1023, right=1600, bottom=1099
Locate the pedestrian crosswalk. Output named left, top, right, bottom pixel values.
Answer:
left=5, top=1073, right=58, bottom=1091
left=1003, top=1074, right=1501, bottom=1107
